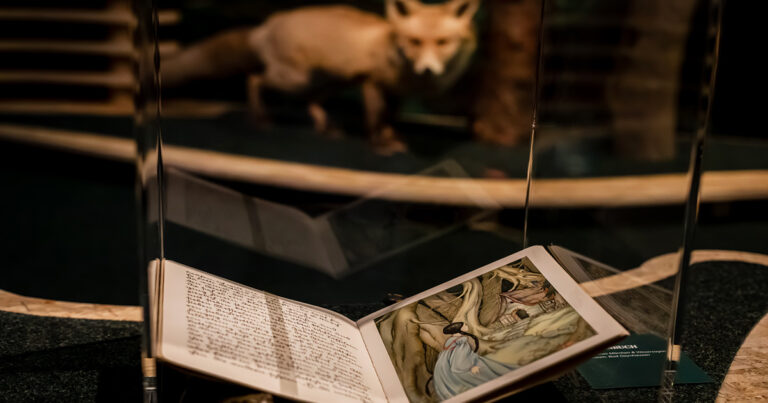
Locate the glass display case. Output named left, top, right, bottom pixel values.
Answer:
left=0, top=0, right=766, bottom=401
left=134, top=0, right=750, bottom=401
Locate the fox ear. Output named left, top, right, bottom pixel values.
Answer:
left=387, top=0, right=420, bottom=19
left=451, top=0, right=480, bottom=20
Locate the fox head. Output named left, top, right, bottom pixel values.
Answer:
left=386, top=0, right=480, bottom=76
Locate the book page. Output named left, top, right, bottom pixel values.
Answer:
left=158, top=260, right=386, bottom=403
left=358, top=246, right=628, bottom=402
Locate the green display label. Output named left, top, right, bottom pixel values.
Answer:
left=577, top=334, right=712, bottom=389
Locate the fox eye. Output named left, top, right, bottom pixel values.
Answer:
left=436, top=38, right=449, bottom=46
left=409, top=38, right=422, bottom=46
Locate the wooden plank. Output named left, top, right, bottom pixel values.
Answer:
left=0, top=289, right=141, bottom=321
left=0, top=40, right=179, bottom=57
left=0, top=8, right=179, bottom=27
left=0, top=40, right=131, bottom=55
left=0, top=100, right=132, bottom=116
left=0, top=70, right=134, bottom=88
left=0, top=123, right=767, bottom=208
left=0, top=8, right=135, bottom=26
left=0, top=97, right=222, bottom=117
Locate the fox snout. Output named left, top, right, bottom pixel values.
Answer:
left=414, top=51, right=445, bottom=75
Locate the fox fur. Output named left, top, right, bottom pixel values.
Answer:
left=162, top=0, right=480, bottom=153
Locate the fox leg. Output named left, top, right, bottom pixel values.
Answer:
left=307, top=80, right=345, bottom=139
left=362, top=80, right=406, bottom=155
left=308, top=102, right=327, bottom=132
left=246, top=74, right=268, bottom=124
left=307, top=102, right=344, bottom=139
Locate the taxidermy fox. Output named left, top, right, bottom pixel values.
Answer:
left=162, top=0, right=480, bottom=154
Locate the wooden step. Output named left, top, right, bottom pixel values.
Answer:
left=0, top=8, right=179, bottom=26
left=0, top=70, right=134, bottom=88
left=0, top=100, right=132, bottom=116
left=0, top=40, right=179, bottom=57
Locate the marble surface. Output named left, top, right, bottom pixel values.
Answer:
left=717, top=311, right=768, bottom=401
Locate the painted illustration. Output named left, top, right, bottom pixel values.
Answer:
left=375, top=258, right=595, bottom=401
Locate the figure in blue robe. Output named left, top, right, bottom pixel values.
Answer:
left=432, top=322, right=518, bottom=401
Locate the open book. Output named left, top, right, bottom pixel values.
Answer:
left=150, top=246, right=627, bottom=402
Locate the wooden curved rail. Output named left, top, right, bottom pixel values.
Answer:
left=1, top=124, right=767, bottom=208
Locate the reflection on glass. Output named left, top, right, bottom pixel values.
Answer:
left=136, top=0, right=735, bottom=401
left=164, top=161, right=497, bottom=277
left=550, top=245, right=672, bottom=337
left=527, top=0, right=724, bottom=401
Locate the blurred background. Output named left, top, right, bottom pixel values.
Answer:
left=0, top=0, right=763, bottom=305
